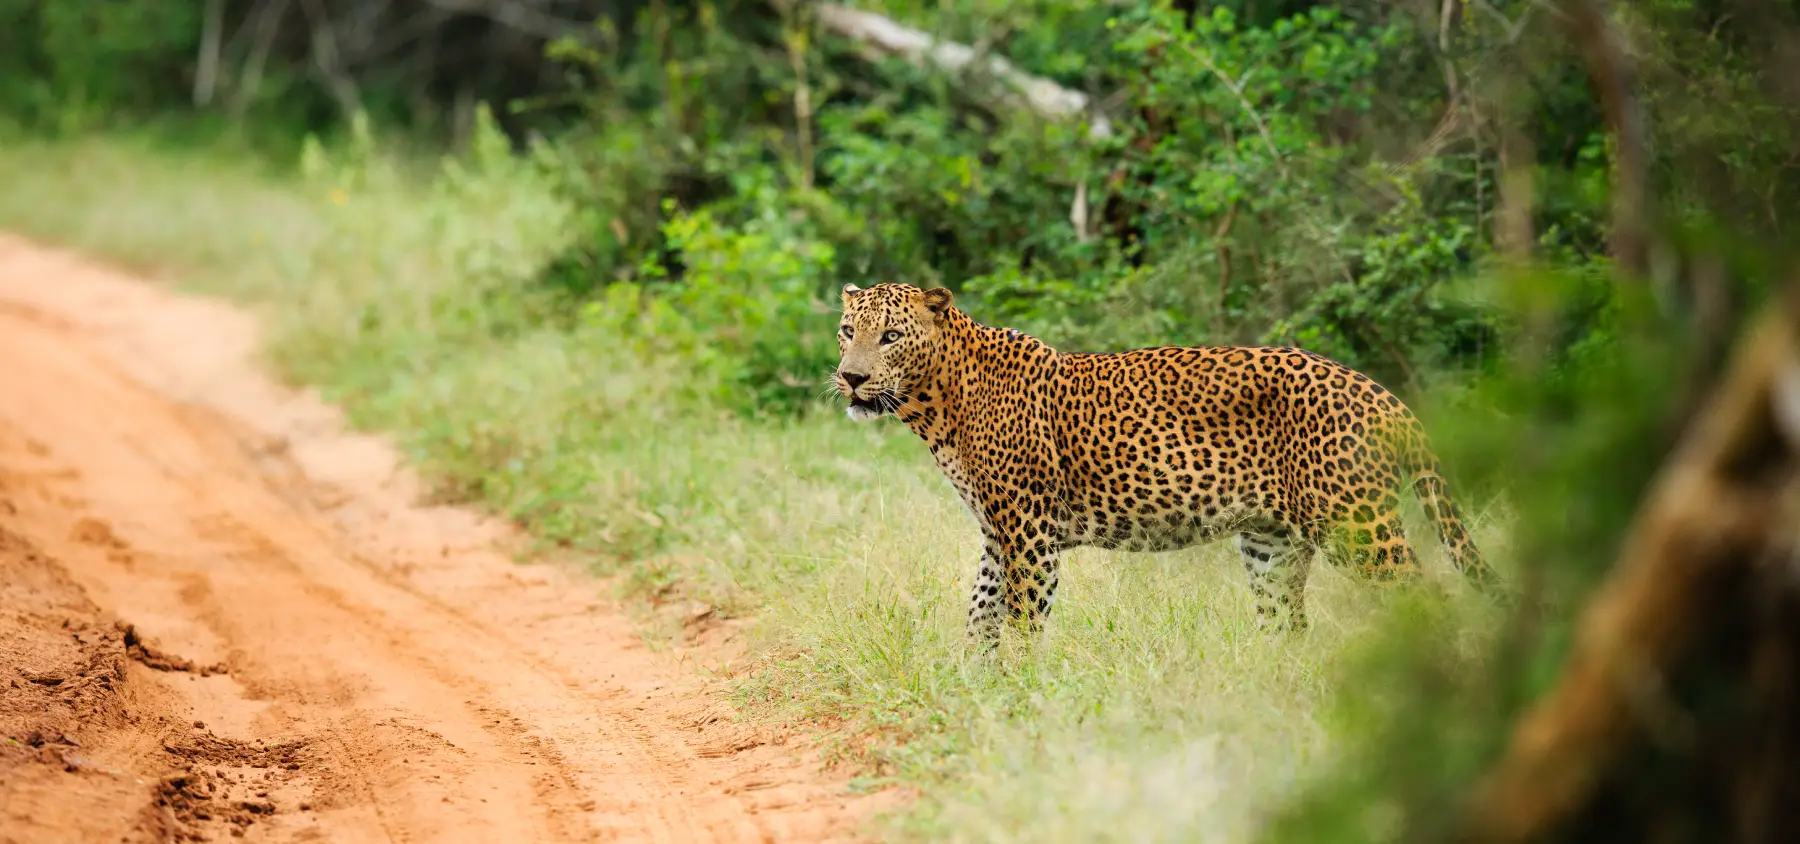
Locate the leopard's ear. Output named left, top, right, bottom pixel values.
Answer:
left=923, top=287, right=954, bottom=315
left=840, top=284, right=863, bottom=306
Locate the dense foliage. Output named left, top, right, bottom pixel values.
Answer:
left=8, top=1, right=1791, bottom=415
left=0, top=0, right=1653, bottom=414
left=544, top=0, right=1519, bottom=411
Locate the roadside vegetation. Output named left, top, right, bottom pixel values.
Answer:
left=3, top=0, right=1795, bottom=841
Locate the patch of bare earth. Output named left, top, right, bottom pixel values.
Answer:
left=0, top=234, right=897, bottom=843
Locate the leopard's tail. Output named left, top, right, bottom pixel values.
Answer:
left=1400, top=429, right=1502, bottom=593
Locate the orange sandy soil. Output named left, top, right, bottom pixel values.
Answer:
left=0, top=235, right=894, bottom=843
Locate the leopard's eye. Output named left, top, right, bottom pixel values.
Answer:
left=881, top=330, right=902, bottom=345
left=840, top=324, right=854, bottom=340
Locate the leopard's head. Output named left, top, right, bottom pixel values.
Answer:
left=834, top=282, right=955, bottom=422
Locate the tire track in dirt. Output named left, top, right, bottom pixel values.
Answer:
left=0, top=235, right=893, bottom=843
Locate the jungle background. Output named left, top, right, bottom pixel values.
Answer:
left=2, top=0, right=1796, bottom=841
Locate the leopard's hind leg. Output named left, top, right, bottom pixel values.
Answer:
left=1238, top=523, right=1315, bottom=632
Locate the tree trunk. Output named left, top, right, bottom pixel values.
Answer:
left=1458, top=282, right=1800, bottom=844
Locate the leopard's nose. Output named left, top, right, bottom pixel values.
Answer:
left=840, top=371, right=870, bottom=391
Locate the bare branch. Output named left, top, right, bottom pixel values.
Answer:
left=1563, top=0, right=1652, bottom=280
left=809, top=4, right=1112, bottom=141
left=1386, top=1, right=1538, bottom=181
left=1385, top=102, right=1467, bottom=180
left=194, top=0, right=226, bottom=107
left=299, top=0, right=363, bottom=120
left=1496, top=116, right=1536, bottom=264
left=1175, top=40, right=1287, bottom=179
left=1070, top=181, right=1090, bottom=243
left=786, top=23, right=815, bottom=193
left=789, top=2, right=1112, bottom=244
left=231, top=0, right=293, bottom=118
left=1439, top=0, right=1462, bottom=103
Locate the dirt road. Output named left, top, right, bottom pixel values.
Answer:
left=0, top=235, right=882, bottom=843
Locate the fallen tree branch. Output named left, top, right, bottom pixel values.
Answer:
left=794, top=3, right=1112, bottom=244
left=810, top=4, right=1112, bottom=140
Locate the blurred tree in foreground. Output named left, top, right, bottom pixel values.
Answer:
left=1459, top=291, right=1800, bottom=841
left=1265, top=2, right=1800, bottom=842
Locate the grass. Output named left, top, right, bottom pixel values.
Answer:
left=0, top=130, right=1510, bottom=842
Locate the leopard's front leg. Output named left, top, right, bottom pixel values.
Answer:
left=965, top=535, right=1007, bottom=645
left=966, top=517, right=1064, bottom=647
left=957, top=393, right=1063, bottom=648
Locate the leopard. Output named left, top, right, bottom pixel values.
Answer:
left=832, top=281, right=1501, bottom=644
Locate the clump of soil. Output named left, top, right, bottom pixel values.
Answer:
left=0, top=525, right=133, bottom=770
left=124, top=625, right=229, bottom=676
left=0, top=519, right=304, bottom=843
left=151, top=735, right=310, bottom=841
